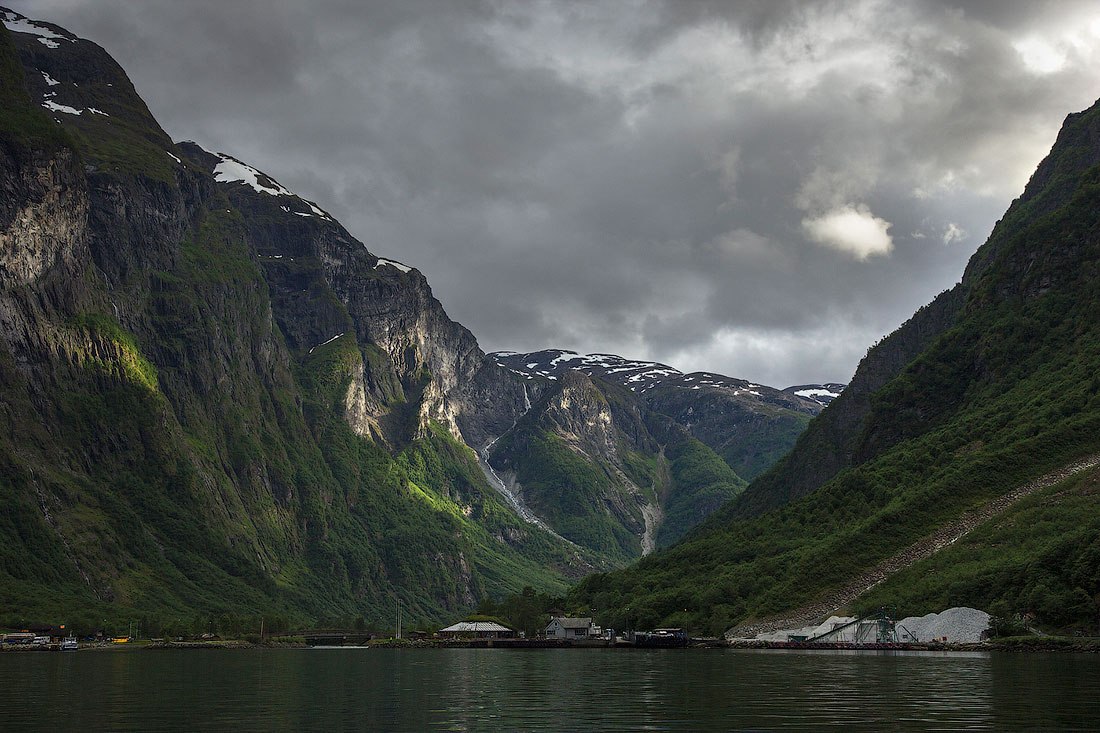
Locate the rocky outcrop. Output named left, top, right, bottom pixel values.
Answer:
left=179, top=140, right=535, bottom=453
left=487, top=371, right=651, bottom=559
left=486, top=368, right=745, bottom=558
left=0, top=148, right=85, bottom=287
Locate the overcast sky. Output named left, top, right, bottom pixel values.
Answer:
left=14, top=1, right=1100, bottom=386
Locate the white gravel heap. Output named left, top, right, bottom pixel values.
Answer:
left=753, top=607, right=991, bottom=643
left=896, top=607, right=990, bottom=643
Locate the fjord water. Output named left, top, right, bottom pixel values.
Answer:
left=2, top=648, right=1099, bottom=731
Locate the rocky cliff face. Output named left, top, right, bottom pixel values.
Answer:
left=0, top=7, right=827, bottom=628
left=486, top=372, right=650, bottom=560
left=0, top=10, right=597, bottom=628
left=178, top=142, right=536, bottom=453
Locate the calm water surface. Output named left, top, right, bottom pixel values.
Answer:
left=2, top=647, right=1098, bottom=731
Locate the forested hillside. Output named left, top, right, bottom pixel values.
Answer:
left=572, top=97, right=1100, bottom=636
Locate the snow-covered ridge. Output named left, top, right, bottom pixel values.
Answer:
left=1, top=9, right=76, bottom=48
left=494, top=350, right=683, bottom=390
left=491, top=349, right=838, bottom=407
left=493, top=349, right=845, bottom=408
left=211, top=152, right=334, bottom=222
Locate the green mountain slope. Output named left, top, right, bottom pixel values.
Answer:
left=0, top=7, right=847, bottom=634
left=572, top=97, right=1100, bottom=636
left=487, top=371, right=747, bottom=560
left=0, top=14, right=604, bottom=632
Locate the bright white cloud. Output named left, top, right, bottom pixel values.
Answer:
left=1014, top=36, right=1068, bottom=75
left=802, top=205, right=894, bottom=260
left=942, top=222, right=967, bottom=245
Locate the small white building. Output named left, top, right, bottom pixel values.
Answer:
left=545, top=616, right=602, bottom=640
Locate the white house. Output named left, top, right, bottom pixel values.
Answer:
left=545, top=616, right=602, bottom=640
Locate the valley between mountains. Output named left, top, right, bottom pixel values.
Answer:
left=2, top=7, right=1100, bottom=639
left=0, top=8, right=835, bottom=631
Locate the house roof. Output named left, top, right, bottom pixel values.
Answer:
left=439, top=621, right=512, bottom=633
left=548, top=616, right=592, bottom=629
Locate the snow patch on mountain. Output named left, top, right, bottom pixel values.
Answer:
left=375, top=258, right=412, bottom=273
left=213, top=155, right=294, bottom=196
left=1, top=9, right=75, bottom=47
left=42, top=99, right=82, bottom=115
left=211, top=152, right=334, bottom=222
left=794, top=388, right=840, bottom=400
left=783, top=383, right=846, bottom=406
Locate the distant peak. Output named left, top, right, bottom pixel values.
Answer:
left=782, top=383, right=846, bottom=406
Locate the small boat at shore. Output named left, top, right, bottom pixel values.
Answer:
left=633, top=628, right=689, bottom=648
left=59, top=637, right=78, bottom=651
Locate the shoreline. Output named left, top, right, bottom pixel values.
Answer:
left=5, top=636, right=1097, bottom=654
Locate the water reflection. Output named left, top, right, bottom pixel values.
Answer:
left=0, top=647, right=1098, bottom=731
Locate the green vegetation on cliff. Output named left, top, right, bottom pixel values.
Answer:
left=494, top=429, right=639, bottom=562
left=656, top=438, right=746, bottom=547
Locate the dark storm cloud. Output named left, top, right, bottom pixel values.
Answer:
left=13, top=0, right=1100, bottom=385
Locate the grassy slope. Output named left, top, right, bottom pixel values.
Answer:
left=571, top=102, right=1100, bottom=636
left=718, top=412, right=812, bottom=482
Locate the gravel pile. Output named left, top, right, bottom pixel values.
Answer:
left=896, top=607, right=990, bottom=643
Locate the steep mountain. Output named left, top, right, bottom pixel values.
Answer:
left=573, top=96, right=1100, bottom=635
left=0, top=9, right=826, bottom=630
left=0, top=9, right=607, bottom=630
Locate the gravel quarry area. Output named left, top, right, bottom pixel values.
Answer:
left=896, top=607, right=991, bottom=643
left=747, top=607, right=991, bottom=644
